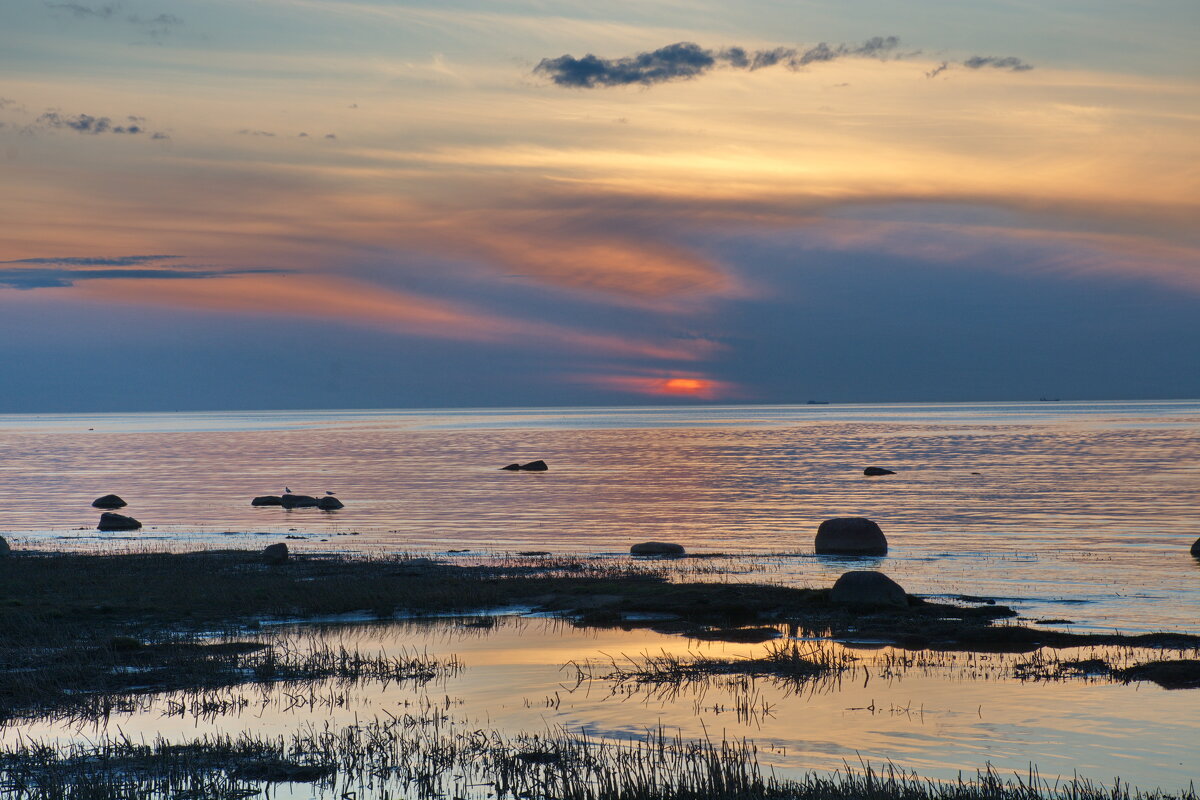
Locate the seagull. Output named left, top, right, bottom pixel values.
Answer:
left=325, top=490, right=336, bottom=495
left=285, top=486, right=292, bottom=493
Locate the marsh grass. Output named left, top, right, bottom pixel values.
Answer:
left=0, top=635, right=461, bottom=725
left=2, top=717, right=1195, bottom=800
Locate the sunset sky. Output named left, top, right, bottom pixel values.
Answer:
left=2, top=0, right=1197, bottom=411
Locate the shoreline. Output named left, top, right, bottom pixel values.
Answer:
left=2, top=547, right=1198, bottom=797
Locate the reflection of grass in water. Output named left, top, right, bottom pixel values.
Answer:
left=569, top=641, right=856, bottom=689
left=2, top=716, right=1195, bottom=800
left=0, top=636, right=461, bottom=726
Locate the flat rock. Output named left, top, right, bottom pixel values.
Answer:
left=251, top=495, right=283, bottom=506
left=280, top=493, right=319, bottom=508
left=98, top=512, right=141, bottom=531
left=863, top=467, right=896, bottom=476
left=830, top=570, right=908, bottom=608
left=501, top=460, right=548, bottom=471
left=91, top=494, right=128, bottom=509
left=630, top=541, right=685, bottom=556
left=262, top=543, right=288, bottom=565
left=317, top=496, right=344, bottom=510
left=815, top=517, right=888, bottom=556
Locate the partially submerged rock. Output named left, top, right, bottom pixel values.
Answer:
left=91, top=494, right=127, bottom=509
left=262, top=543, right=288, bottom=565
left=630, top=541, right=685, bottom=556
left=0, top=536, right=9, bottom=557
left=97, top=512, right=141, bottom=531
left=251, top=495, right=283, bottom=506
left=317, top=496, right=344, bottom=510
left=1191, top=537, right=1200, bottom=557
left=815, top=517, right=888, bottom=556
left=280, top=493, right=319, bottom=508
left=830, top=571, right=908, bottom=608
left=863, top=467, right=896, bottom=476
left=501, top=460, right=548, bottom=472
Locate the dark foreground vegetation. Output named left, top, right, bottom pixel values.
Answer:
left=2, top=549, right=1199, bottom=799
left=2, top=719, right=1197, bottom=800
left=2, top=549, right=1199, bottom=721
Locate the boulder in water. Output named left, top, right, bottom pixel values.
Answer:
left=500, top=460, right=548, bottom=472
left=863, top=467, right=896, bottom=476
left=280, top=494, right=319, bottom=508
left=830, top=570, right=908, bottom=608
left=815, top=517, right=887, bottom=556
left=1192, top=537, right=1200, bottom=557
left=92, top=494, right=128, bottom=509
left=0, top=536, right=10, bottom=557
left=630, top=541, right=685, bottom=556
left=317, top=496, right=344, bottom=510
left=262, top=543, right=288, bottom=565
left=98, top=513, right=141, bottom=531
left=251, top=495, right=283, bottom=506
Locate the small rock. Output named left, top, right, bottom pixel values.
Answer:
left=251, top=495, right=283, bottom=506
left=91, top=494, right=128, bottom=509
left=98, top=512, right=141, bottom=531
left=1192, top=537, right=1200, bottom=557
left=0, top=536, right=10, bottom=557
left=630, top=541, right=685, bottom=556
left=863, top=467, right=896, bottom=476
left=317, top=496, right=344, bottom=510
left=815, top=517, right=888, bottom=556
left=262, top=543, right=288, bottom=565
left=830, top=570, right=908, bottom=608
left=280, top=494, right=319, bottom=508
left=501, top=460, right=548, bottom=471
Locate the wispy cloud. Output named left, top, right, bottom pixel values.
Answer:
left=43, top=2, right=184, bottom=37
left=33, top=111, right=169, bottom=139
left=535, top=37, right=901, bottom=88
left=44, top=2, right=117, bottom=19
left=963, top=55, right=1034, bottom=72
left=0, top=255, right=282, bottom=290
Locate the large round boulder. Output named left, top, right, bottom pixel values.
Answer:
left=98, top=512, right=141, bottom=531
left=830, top=571, right=908, bottom=608
left=815, top=517, right=887, bottom=556
left=1191, top=537, right=1200, bottom=557
left=317, top=496, right=344, bottom=510
left=630, top=541, right=685, bottom=556
left=280, top=494, right=319, bottom=508
left=251, top=495, right=283, bottom=506
left=92, top=494, right=128, bottom=509
left=262, top=543, right=289, bottom=565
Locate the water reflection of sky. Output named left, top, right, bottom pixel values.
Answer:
left=2, top=402, right=1198, bottom=633
left=6, top=617, right=1197, bottom=792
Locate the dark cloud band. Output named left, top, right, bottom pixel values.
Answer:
left=0, top=256, right=283, bottom=290
left=536, top=37, right=901, bottom=88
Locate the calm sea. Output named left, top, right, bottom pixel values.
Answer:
left=3, top=401, right=1200, bottom=791
left=2, top=401, right=1198, bottom=632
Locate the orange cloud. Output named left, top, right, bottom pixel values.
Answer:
left=571, top=372, right=740, bottom=399
left=66, top=272, right=712, bottom=361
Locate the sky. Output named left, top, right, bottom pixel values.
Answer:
left=1, top=0, right=1197, bottom=412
